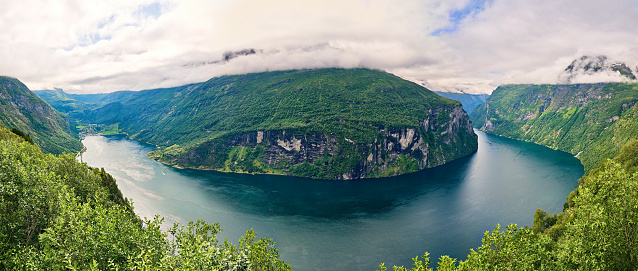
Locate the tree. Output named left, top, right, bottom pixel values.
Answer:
left=459, top=224, right=555, bottom=270
left=558, top=161, right=638, bottom=270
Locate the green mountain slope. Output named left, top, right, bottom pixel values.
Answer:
left=34, top=88, right=137, bottom=114
left=32, top=88, right=92, bottom=114
left=470, top=83, right=638, bottom=172
left=76, top=68, right=478, bottom=179
left=0, top=76, right=82, bottom=154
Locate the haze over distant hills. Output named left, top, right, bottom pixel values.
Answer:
left=434, top=91, right=489, bottom=113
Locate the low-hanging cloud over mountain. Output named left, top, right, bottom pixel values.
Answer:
left=557, top=55, right=637, bottom=84
left=1, top=0, right=637, bottom=94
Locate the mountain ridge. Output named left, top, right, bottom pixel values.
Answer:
left=0, top=76, right=82, bottom=154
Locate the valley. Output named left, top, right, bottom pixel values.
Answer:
left=2, top=1, right=638, bottom=269
left=1, top=60, right=638, bottom=271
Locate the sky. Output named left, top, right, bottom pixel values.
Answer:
left=1, top=0, right=637, bottom=94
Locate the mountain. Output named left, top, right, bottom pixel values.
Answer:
left=33, top=88, right=93, bottom=114
left=0, top=76, right=82, bottom=154
left=470, top=82, right=638, bottom=172
left=74, top=68, right=478, bottom=180
left=558, top=55, right=637, bottom=84
left=34, top=88, right=136, bottom=114
left=434, top=91, right=490, bottom=113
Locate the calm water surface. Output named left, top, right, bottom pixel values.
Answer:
left=81, top=130, right=583, bottom=270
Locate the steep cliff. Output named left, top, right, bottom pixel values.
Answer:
left=75, top=68, right=477, bottom=179
left=150, top=104, right=476, bottom=179
left=0, top=76, right=82, bottom=154
left=470, top=83, right=638, bottom=172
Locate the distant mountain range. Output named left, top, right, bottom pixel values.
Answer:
left=33, top=88, right=136, bottom=114
left=434, top=91, right=489, bottom=113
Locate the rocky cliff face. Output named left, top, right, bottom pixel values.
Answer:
left=154, top=104, right=477, bottom=180
left=470, top=82, right=638, bottom=172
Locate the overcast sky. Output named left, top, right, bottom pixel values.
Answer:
left=1, top=0, right=637, bottom=94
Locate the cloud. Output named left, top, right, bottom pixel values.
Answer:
left=0, top=0, right=637, bottom=94
left=432, top=0, right=494, bottom=36
left=435, top=0, right=638, bottom=92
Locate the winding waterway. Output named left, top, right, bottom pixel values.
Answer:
left=81, top=130, right=582, bottom=271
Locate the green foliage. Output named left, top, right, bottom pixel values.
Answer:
left=557, top=161, right=638, bottom=270
left=377, top=253, right=433, bottom=271
left=10, top=127, right=33, bottom=145
left=470, top=82, right=638, bottom=173
left=0, top=125, right=290, bottom=270
left=614, top=137, right=638, bottom=173
left=532, top=208, right=558, bottom=233
left=461, top=224, right=556, bottom=270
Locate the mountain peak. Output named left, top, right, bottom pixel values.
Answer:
left=558, top=55, right=637, bottom=84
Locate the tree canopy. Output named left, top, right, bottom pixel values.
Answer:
left=0, top=125, right=290, bottom=270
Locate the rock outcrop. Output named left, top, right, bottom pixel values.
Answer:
left=156, top=104, right=477, bottom=180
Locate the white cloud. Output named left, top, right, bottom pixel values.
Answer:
left=436, top=0, right=638, bottom=92
left=0, top=0, right=637, bottom=94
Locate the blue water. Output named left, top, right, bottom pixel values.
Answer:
left=81, top=130, right=583, bottom=270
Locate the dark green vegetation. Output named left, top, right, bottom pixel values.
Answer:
left=49, top=68, right=478, bottom=180
left=433, top=91, right=489, bottom=113
left=0, top=125, right=290, bottom=270
left=0, top=76, right=82, bottom=154
left=381, top=137, right=638, bottom=271
left=470, top=83, right=638, bottom=172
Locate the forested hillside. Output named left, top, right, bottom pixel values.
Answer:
left=69, top=68, right=478, bottom=179
left=0, top=76, right=82, bottom=154
left=470, top=82, right=638, bottom=172
left=0, top=125, right=290, bottom=270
